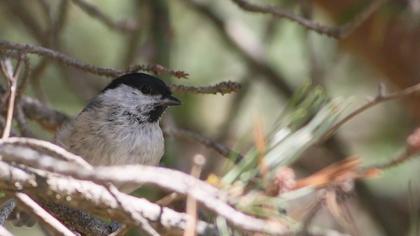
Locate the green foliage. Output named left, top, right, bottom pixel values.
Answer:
left=222, top=84, right=346, bottom=186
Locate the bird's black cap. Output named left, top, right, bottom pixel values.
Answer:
left=103, top=72, right=172, bottom=97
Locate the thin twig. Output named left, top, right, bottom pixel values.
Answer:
left=0, top=40, right=187, bottom=79
left=0, top=59, right=20, bottom=139
left=231, top=0, right=386, bottom=39
left=320, top=83, right=420, bottom=143
left=369, top=148, right=416, bottom=170
left=365, top=128, right=420, bottom=170
left=15, top=193, right=75, bottom=236
left=0, top=40, right=121, bottom=77
left=171, top=81, right=241, bottom=95
left=184, top=155, right=206, bottom=236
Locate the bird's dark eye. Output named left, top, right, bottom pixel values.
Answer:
left=141, top=86, right=151, bottom=94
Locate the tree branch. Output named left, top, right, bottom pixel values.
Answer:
left=0, top=58, right=20, bottom=139
left=0, top=40, right=188, bottom=79
left=0, top=143, right=290, bottom=235
left=0, top=161, right=217, bottom=235
left=231, top=0, right=386, bottom=39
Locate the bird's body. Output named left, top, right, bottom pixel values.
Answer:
left=55, top=73, right=180, bottom=192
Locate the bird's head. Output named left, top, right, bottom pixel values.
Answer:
left=97, top=73, right=181, bottom=123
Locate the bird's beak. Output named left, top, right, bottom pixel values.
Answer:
left=158, top=95, right=181, bottom=106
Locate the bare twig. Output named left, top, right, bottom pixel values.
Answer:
left=71, top=0, right=138, bottom=32
left=0, top=40, right=187, bottom=79
left=231, top=0, right=386, bottom=39
left=0, top=40, right=121, bottom=77
left=184, top=155, right=206, bottom=236
left=369, top=148, right=417, bottom=170
left=171, top=81, right=241, bottom=95
left=0, top=59, right=20, bottom=139
left=365, top=128, right=420, bottom=170
left=14, top=193, right=75, bottom=236
left=320, top=83, right=420, bottom=142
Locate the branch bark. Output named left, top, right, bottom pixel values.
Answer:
left=0, top=143, right=290, bottom=235
left=0, top=161, right=217, bottom=235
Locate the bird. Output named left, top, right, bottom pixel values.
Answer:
left=55, top=72, right=180, bottom=192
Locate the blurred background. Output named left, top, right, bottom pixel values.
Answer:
left=1, top=0, right=420, bottom=235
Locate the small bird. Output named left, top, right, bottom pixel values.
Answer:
left=55, top=72, right=180, bottom=192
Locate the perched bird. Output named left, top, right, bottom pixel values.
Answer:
left=55, top=72, right=180, bottom=192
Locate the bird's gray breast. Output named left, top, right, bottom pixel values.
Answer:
left=56, top=107, right=164, bottom=167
